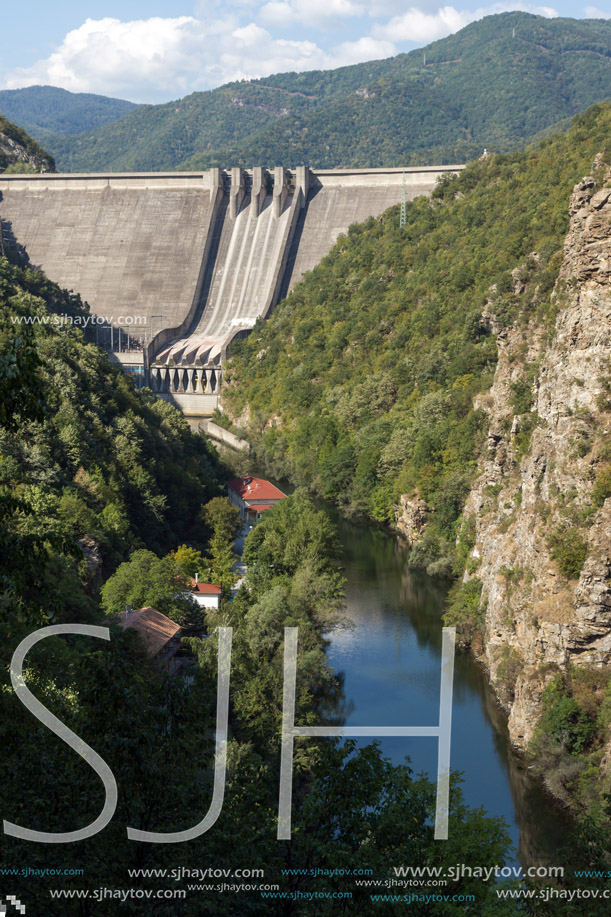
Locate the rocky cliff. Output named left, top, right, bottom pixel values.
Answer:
left=456, top=156, right=611, bottom=800
left=0, top=114, right=54, bottom=172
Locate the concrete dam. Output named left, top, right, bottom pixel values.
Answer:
left=0, top=164, right=462, bottom=412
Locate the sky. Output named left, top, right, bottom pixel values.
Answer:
left=1, top=1, right=609, bottom=104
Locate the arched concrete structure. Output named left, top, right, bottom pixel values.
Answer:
left=0, top=165, right=463, bottom=413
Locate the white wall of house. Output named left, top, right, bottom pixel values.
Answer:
left=192, top=593, right=220, bottom=610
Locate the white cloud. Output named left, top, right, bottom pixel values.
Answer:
left=373, top=6, right=468, bottom=42
left=260, top=0, right=365, bottom=28
left=374, top=3, right=557, bottom=44
left=332, top=35, right=397, bottom=64
left=2, top=4, right=562, bottom=103
left=584, top=6, right=611, bottom=17
left=2, top=15, right=337, bottom=102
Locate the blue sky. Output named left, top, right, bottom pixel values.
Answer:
left=2, top=1, right=609, bottom=103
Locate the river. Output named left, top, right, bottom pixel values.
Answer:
left=213, top=445, right=573, bottom=865
left=324, top=509, right=572, bottom=866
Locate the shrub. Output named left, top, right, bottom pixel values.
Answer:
left=547, top=526, right=588, bottom=579
left=538, top=693, right=596, bottom=755
left=495, top=646, right=522, bottom=705
left=444, top=578, right=485, bottom=645
left=513, top=412, right=539, bottom=461
left=510, top=378, right=534, bottom=414
left=592, top=465, right=611, bottom=509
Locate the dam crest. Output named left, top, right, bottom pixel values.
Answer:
left=0, top=164, right=463, bottom=412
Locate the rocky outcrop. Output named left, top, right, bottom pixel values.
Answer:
left=78, top=535, right=103, bottom=592
left=0, top=114, right=54, bottom=173
left=461, top=162, right=611, bottom=750
left=395, top=494, right=428, bottom=546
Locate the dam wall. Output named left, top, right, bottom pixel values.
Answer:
left=282, top=166, right=451, bottom=296
left=0, top=165, right=462, bottom=414
left=0, top=172, right=217, bottom=352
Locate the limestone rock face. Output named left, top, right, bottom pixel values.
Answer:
left=395, top=494, right=428, bottom=546
left=462, top=166, right=611, bottom=750
left=0, top=126, right=54, bottom=173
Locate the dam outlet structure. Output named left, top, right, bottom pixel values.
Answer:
left=0, top=164, right=463, bottom=413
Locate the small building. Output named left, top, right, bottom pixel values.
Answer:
left=190, top=577, right=222, bottom=609
left=227, top=476, right=287, bottom=523
left=116, top=606, right=182, bottom=669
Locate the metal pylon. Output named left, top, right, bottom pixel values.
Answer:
left=400, top=171, right=407, bottom=228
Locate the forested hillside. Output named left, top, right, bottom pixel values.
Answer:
left=222, top=103, right=611, bottom=573
left=0, top=250, right=520, bottom=913
left=29, top=12, right=611, bottom=172
left=0, top=85, right=137, bottom=144
left=0, top=255, right=219, bottom=619
left=0, top=113, right=54, bottom=172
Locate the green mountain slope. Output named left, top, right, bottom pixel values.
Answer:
left=43, top=79, right=317, bottom=172
left=36, top=12, right=611, bottom=172
left=0, top=85, right=138, bottom=142
left=0, top=253, right=220, bottom=613
left=0, top=113, right=54, bottom=172
left=221, top=102, right=611, bottom=570
left=181, top=12, right=611, bottom=170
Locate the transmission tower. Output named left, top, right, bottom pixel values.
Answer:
left=400, top=171, right=407, bottom=228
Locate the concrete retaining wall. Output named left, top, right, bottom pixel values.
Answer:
left=199, top=419, right=250, bottom=452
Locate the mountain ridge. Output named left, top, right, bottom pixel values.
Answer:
left=17, top=12, right=611, bottom=173
left=0, top=85, right=138, bottom=139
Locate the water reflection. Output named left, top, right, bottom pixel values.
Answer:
left=325, top=510, right=572, bottom=866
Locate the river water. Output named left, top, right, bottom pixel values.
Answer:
left=324, top=510, right=571, bottom=866
left=215, top=449, right=571, bottom=864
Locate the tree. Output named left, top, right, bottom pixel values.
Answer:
left=200, top=497, right=240, bottom=596
left=100, top=548, right=194, bottom=623
left=243, top=492, right=341, bottom=584
left=169, top=544, right=206, bottom=579
left=201, top=496, right=241, bottom=542
left=205, top=529, right=237, bottom=597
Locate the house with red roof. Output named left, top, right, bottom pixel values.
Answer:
left=116, top=606, right=183, bottom=671
left=227, top=475, right=287, bottom=523
left=190, top=575, right=222, bottom=609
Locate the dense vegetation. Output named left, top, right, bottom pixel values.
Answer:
left=0, top=247, right=526, bottom=912
left=2, top=152, right=610, bottom=911
left=0, top=113, right=54, bottom=172
left=0, top=254, right=220, bottom=621
left=528, top=668, right=611, bottom=820
left=0, top=85, right=137, bottom=143
left=27, top=13, right=611, bottom=173
left=223, top=103, right=611, bottom=578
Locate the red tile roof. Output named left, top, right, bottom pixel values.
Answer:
left=253, top=504, right=274, bottom=513
left=116, top=606, right=181, bottom=656
left=227, top=476, right=287, bottom=501
left=190, top=581, right=222, bottom=595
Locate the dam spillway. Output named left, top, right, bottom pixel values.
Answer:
left=0, top=164, right=463, bottom=412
